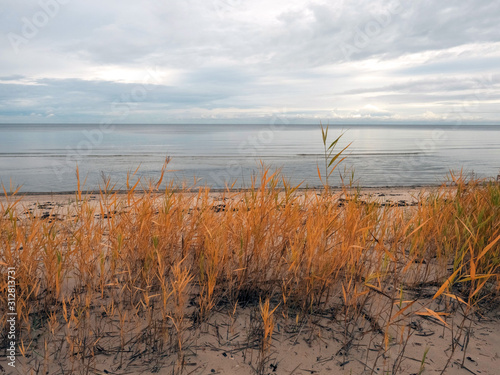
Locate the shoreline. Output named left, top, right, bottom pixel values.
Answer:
left=3, top=183, right=444, bottom=196
left=1, top=185, right=435, bottom=206
left=0, top=185, right=441, bottom=223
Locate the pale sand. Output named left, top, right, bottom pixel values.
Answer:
left=2, top=186, right=499, bottom=375
left=9, top=293, right=500, bottom=375
left=1, top=185, right=427, bottom=212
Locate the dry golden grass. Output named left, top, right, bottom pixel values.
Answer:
left=0, top=162, right=499, bottom=374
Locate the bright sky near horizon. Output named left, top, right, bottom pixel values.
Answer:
left=1, top=0, right=499, bottom=124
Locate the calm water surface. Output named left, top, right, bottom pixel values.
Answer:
left=0, top=124, right=499, bottom=192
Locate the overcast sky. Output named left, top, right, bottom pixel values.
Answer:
left=1, top=0, right=499, bottom=124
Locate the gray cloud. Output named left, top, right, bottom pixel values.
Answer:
left=0, top=74, right=25, bottom=81
left=341, top=75, right=500, bottom=95
left=1, top=0, right=499, bottom=123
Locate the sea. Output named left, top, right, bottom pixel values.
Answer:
left=0, top=124, right=499, bottom=192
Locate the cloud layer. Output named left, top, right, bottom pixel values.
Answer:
left=1, top=0, right=499, bottom=123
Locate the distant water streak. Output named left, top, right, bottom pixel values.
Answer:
left=0, top=124, right=499, bottom=192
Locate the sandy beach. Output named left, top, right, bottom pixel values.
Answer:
left=1, top=185, right=426, bottom=218
left=1, top=183, right=499, bottom=375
